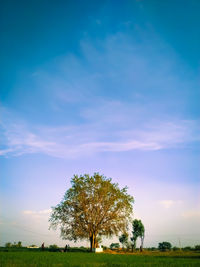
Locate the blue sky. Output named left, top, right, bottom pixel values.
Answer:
left=0, top=0, right=200, bottom=247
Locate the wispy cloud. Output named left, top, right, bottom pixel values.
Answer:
left=23, top=209, right=51, bottom=215
left=0, top=107, right=199, bottom=158
left=1, top=31, right=199, bottom=159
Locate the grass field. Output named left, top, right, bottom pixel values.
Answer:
left=0, top=252, right=200, bottom=267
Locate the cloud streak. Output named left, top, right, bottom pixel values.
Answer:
left=23, top=209, right=51, bottom=215
left=0, top=107, right=199, bottom=159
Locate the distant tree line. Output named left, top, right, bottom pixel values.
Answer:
left=5, top=241, right=22, bottom=248
left=109, top=242, right=200, bottom=252
left=2, top=242, right=200, bottom=253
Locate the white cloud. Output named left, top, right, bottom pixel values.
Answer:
left=159, top=200, right=182, bottom=209
left=0, top=148, right=14, bottom=156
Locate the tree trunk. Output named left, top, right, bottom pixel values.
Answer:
left=90, top=236, right=93, bottom=252
left=131, top=238, right=136, bottom=252
left=140, top=236, right=144, bottom=252
left=89, top=233, right=96, bottom=252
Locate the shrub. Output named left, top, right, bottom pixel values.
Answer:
left=110, top=243, right=120, bottom=249
left=17, top=241, right=22, bottom=248
left=148, top=247, right=156, bottom=251
left=173, top=246, right=179, bottom=251
left=183, top=246, right=192, bottom=251
left=194, top=245, right=200, bottom=251
left=5, top=243, right=12, bottom=248
left=49, top=244, right=59, bottom=252
left=158, top=242, right=172, bottom=251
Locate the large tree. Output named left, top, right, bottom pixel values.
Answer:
left=49, top=173, right=134, bottom=251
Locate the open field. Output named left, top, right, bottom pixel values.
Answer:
left=0, top=252, right=200, bottom=267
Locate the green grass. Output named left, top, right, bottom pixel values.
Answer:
left=0, top=252, right=200, bottom=267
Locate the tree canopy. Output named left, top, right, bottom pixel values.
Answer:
left=158, top=242, right=172, bottom=251
left=119, top=233, right=129, bottom=249
left=49, top=173, right=134, bottom=251
left=131, top=219, right=145, bottom=251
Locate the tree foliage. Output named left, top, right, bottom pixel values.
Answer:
left=131, top=219, right=145, bottom=251
left=5, top=242, right=12, bottom=248
left=194, top=245, right=200, bottom=251
left=5, top=241, right=22, bottom=248
left=49, top=244, right=59, bottom=252
left=119, top=233, right=129, bottom=249
left=17, top=241, right=22, bottom=248
left=158, top=241, right=172, bottom=251
left=110, top=243, right=120, bottom=249
left=49, top=173, right=134, bottom=251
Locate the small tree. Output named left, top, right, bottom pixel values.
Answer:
left=5, top=242, right=12, bottom=248
left=17, top=241, right=22, bottom=248
left=119, top=233, right=129, bottom=249
left=131, top=219, right=145, bottom=252
left=50, top=173, right=134, bottom=252
left=158, top=242, right=172, bottom=251
left=12, top=242, right=17, bottom=247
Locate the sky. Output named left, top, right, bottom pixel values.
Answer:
left=0, top=0, right=200, bottom=248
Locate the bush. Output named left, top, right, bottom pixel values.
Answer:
left=67, top=247, right=89, bottom=252
left=110, top=243, right=120, bottom=249
left=182, top=246, right=192, bottom=251
left=158, top=242, right=172, bottom=251
left=194, top=245, right=200, bottom=251
left=5, top=243, right=12, bottom=248
left=147, top=247, right=156, bottom=251
left=17, top=241, right=22, bottom=248
left=49, top=244, right=59, bottom=252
